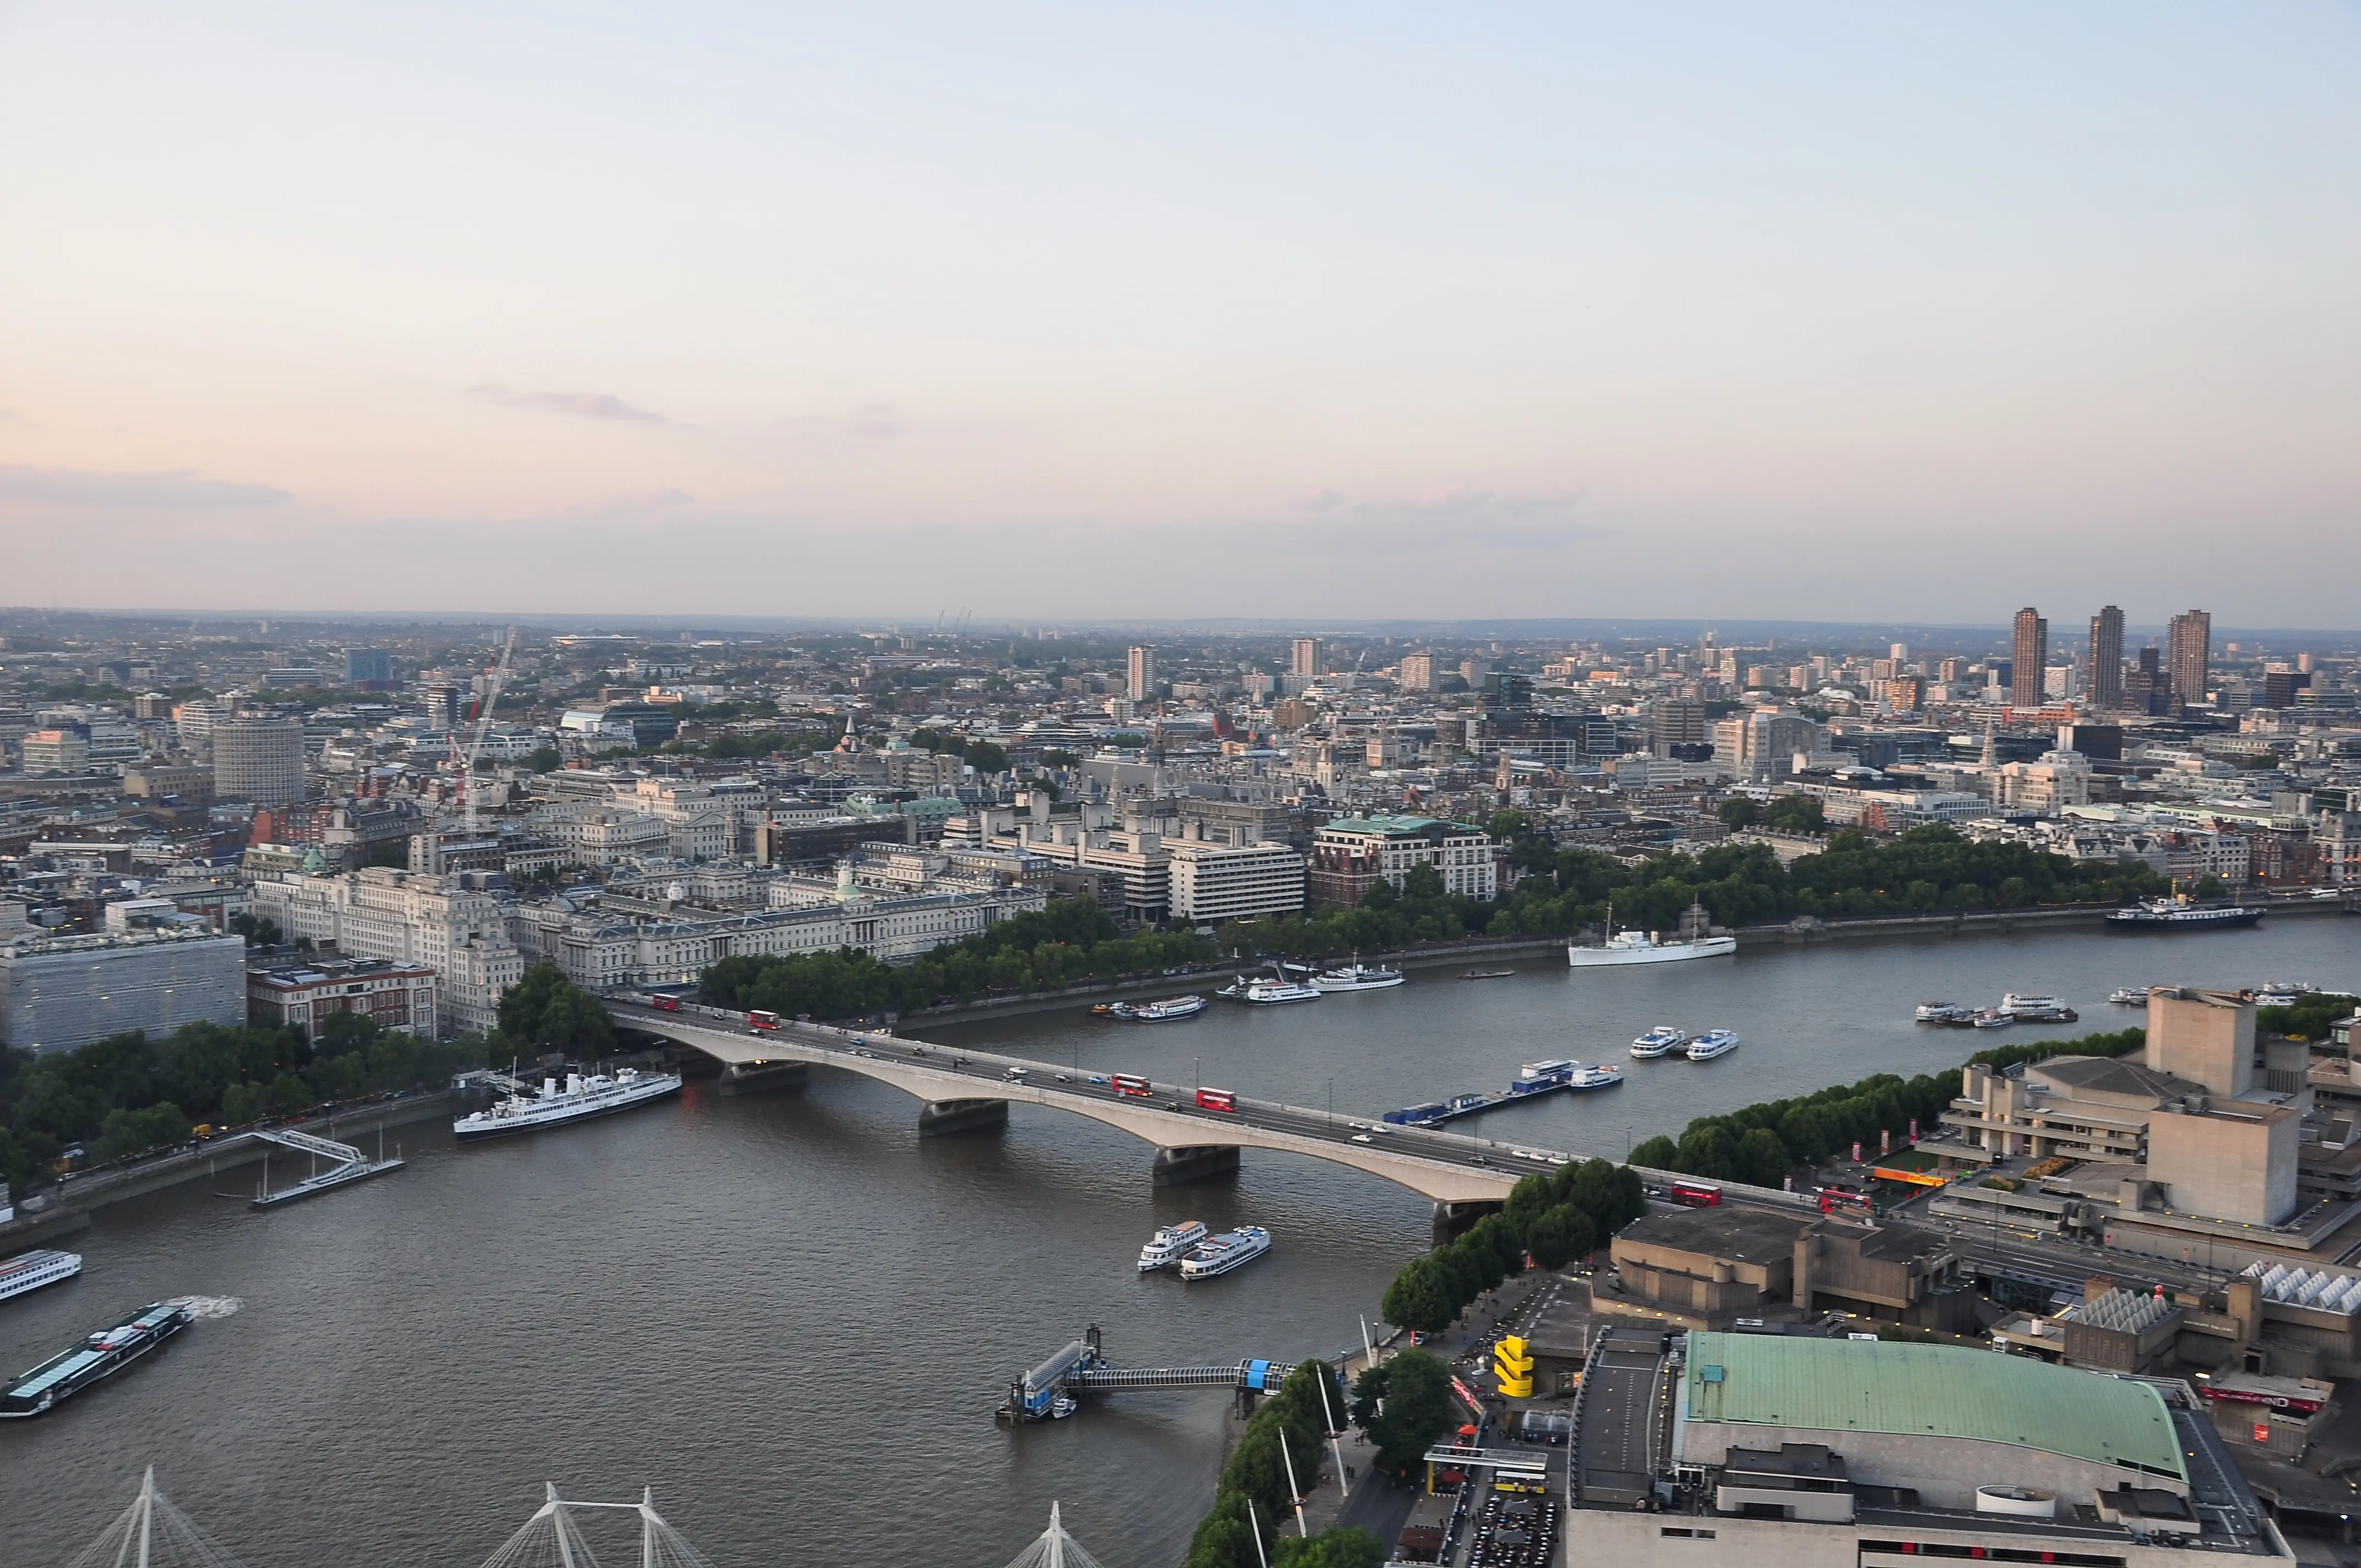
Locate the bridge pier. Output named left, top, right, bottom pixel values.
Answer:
left=718, top=1061, right=810, bottom=1096
left=918, top=1099, right=1010, bottom=1136
left=1151, top=1145, right=1242, bottom=1185
left=1432, top=1199, right=1504, bottom=1246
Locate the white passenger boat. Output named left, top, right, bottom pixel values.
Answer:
left=1241, top=978, right=1321, bottom=1004
left=0, top=1249, right=81, bottom=1306
left=1180, top=1226, right=1272, bottom=1280
left=1630, top=1026, right=1690, bottom=1059
left=1309, top=959, right=1406, bottom=993
left=1568, top=901, right=1734, bottom=967
left=2109, top=987, right=2153, bottom=1006
left=2000, top=993, right=2066, bottom=1016
left=1915, top=1001, right=1969, bottom=1023
left=1685, top=1029, right=1740, bottom=1061
left=453, top=1065, right=682, bottom=1141
left=1138, top=1220, right=1209, bottom=1272
left=1129, top=995, right=1207, bottom=1021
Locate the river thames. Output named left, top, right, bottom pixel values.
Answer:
left=4, top=917, right=2356, bottom=1566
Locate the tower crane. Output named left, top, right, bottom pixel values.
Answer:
left=446, top=626, right=519, bottom=832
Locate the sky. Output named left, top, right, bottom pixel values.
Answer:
left=2, top=3, right=2357, bottom=625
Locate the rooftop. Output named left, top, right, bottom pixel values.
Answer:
left=1682, top=1330, right=2186, bottom=1482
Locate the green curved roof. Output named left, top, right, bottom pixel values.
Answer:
left=1683, top=1331, right=2185, bottom=1482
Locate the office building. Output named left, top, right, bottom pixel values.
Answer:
left=2009, top=607, right=2048, bottom=707
left=1308, top=816, right=1495, bottom=906
left=1163, top=839, right=1307, bottom=923
left=1397, top=652, right=1434, bottom=693
left=1125, top=645, right=1156, bottom=703
left=251, top=867, right=523, bottom=1033
left=1652, top=698, right=1707, bottom=758
left=20, top=727, right=91, bottom=776
left=2088, top=605, right=2125, bottom=709
left=247, top=956, right=437, bottom=1040
left=345, top=647, right=396, bottom=686
left=213, top=717, right=307, bottom=806
left=2169, top=609, right=2212, bottom=707
left=1, top=926, right=247, bottom=1054
left=1290, top=637, right=1321, bottom=679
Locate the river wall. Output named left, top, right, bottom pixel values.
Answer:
left=0, top=1090, right=454, bottom=1250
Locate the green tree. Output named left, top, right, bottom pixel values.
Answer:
left=1379, top=1256, right=1455, bottom=1335
left=1717, top=796, right=1760, bottom=830
left=962, top=740, right=1009, bottom=774
left=1765, top=796, right=1826, bottom=835
left=1351, top=1349, right=1456, bottom=1476
left=93, top=1101, right=190, bottom=1161
left=497, top=962, right=619, bottom=1053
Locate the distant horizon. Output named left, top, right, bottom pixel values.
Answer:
left=6, top=603, right=2358, bottom=649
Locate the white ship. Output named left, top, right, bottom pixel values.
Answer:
left=1630, top=1026, right=1690, bottom=1059
left=1241, top=978, right=1321, bottom=1004
left=1999, top=993, right=2066, bottom=1015
left=1308, top=959, right=1406, bottom=993
left=1685, top=1028, right=1741, bottom=1061
left=1138, top=1220, right=1209, bottom=1271
left=1568, top=901, right=1735, bottom=967
left=1180, top=1226, right=1272, bottom=1280
left=454, top=1066, right=682, bottom=1141
left=0, top=1249, right=81, bottom=1306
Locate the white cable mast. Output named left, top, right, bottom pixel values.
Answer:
left=457, top=625, right=519, bottom=832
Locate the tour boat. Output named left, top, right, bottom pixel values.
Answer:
left=1138, top=1220, right=1209, bottom=1272
left=1915, top=1001, right=1970, bottom=1023
left=1630, top=1026, right=1690, bottom=1059
left=1684, top=1029, right=1741, bottom=1061
left=2000, top=993, right=2067, bottom=1016
left=2108, top=987, right=2153, bottom=1006
left=1127, top=995, right=1207, bottom=1022
left=1970, top=1009, right=2015, bottom=1030
left=453, top=1065, right=683, bottom=1141
left=0, top=1248, right=81, bottom=1306
left=1179, top=1226, right=1272, bottom=1280
left=2253, top=982, right=2319, bottom=1008
left=1240, top=978, right=1321, bottom=1004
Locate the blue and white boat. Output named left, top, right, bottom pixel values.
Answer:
left=1180, top=1226, right=1272, bottom=1280
left=1630, top=1026, right=1689, bottom=1059
left=1685, top=1028, right=1741, bottom=1061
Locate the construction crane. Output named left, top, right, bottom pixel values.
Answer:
left=446, top=626, right=519, bottom=832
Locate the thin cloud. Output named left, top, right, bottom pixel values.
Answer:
left=0, top=464, right=291, bottom=509
left=466, top=384, right=674, bottom=426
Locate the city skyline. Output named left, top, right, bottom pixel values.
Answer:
left=4, top=5, right=2359, bottom=622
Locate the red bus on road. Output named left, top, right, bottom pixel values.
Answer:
left=1819, top=1188, right=1870, bottom=1213
left=1667, top=1180, right=1722, bottom=1208
left=1195, top=1088, right=1238, bottom=1113
left=1111, top=1074, right=1153, bottom=1098
left=748, top=1010, right=781, bottom=1031
left=650, top=994, right=682, bottom=1012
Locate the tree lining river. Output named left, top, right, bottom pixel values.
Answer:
left=4, top=919, right=2353, bottom=1566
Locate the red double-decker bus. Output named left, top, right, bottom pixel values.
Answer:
left=1111, top=1074, right=1153, bottom=1098
left=1819, top=1188, right=1871, bottom=1214
left=1195, top=1088, right=1238, bottom=1113
left=1667, top=1180, right=1722, bottom=1208
left=747, top=1010, right=781, bottom=1031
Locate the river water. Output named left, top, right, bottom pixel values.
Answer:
left=5, top=917, right=2356, bottom=1566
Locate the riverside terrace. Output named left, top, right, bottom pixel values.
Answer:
left=606, top=998, right=1534, bottom=1232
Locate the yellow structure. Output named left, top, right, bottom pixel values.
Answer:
left=1494, top=1334, right=1534, bottom=1398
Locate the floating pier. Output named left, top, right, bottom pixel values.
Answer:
left=247, top=1125, right=403, bottom=1208
left=998, top=1325, right=1300, bottom=1422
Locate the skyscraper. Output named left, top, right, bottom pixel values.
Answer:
left=2086, top=606, right=2124, bottom=710
left=2167, top=610, right=2211, bottom=707
left=1290, top=638, right=1321, bottom=679
left=2010, top=608, right=2048, bottom=708
left=1126, top=645, right=1156, bottom=702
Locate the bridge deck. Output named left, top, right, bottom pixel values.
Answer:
left=607, top=999, right=1552, bottom=1204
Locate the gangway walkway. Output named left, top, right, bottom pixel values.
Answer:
left=1068, top=1360, right=1297, bottom=1391
left=242, top=1124, right=403, bottom=1208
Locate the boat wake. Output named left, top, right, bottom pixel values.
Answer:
left=164, top=1295, right=243, bottom=1320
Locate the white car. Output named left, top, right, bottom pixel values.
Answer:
left=1351, top=1133, right=1375, bottom=1144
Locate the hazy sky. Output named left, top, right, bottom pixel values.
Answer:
left=3, top=4, right=2357, bottom=624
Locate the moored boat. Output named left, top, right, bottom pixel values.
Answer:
left=454, top=1065, right=682, bottom=1141
left=1309, top=959, right=1406, bottom=993
left=1630, top=1025, right=1690, bottom=1059
left=1970, top=1009, right=2015, bottom=1030
left=1685, top=1028, right=1740, bottom=1060
left=2107, top=894, right=2264, bottom=931
left=1569, top=900, right=1734, bottom=967
left=1240, top=978, right=1321, bottom=1004
left=1127, top=995, right=1207, bottom=1021
left=1179, top=1226, right=1272, bottom=1280
left=1138, top=1220, right=1209, bottom=1271
left=1915, top=1001, right=1971, bottom=1024
left=0, top=1248, right=82, bottom=1306
left=1461, top=968, right=1516, bottom=980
